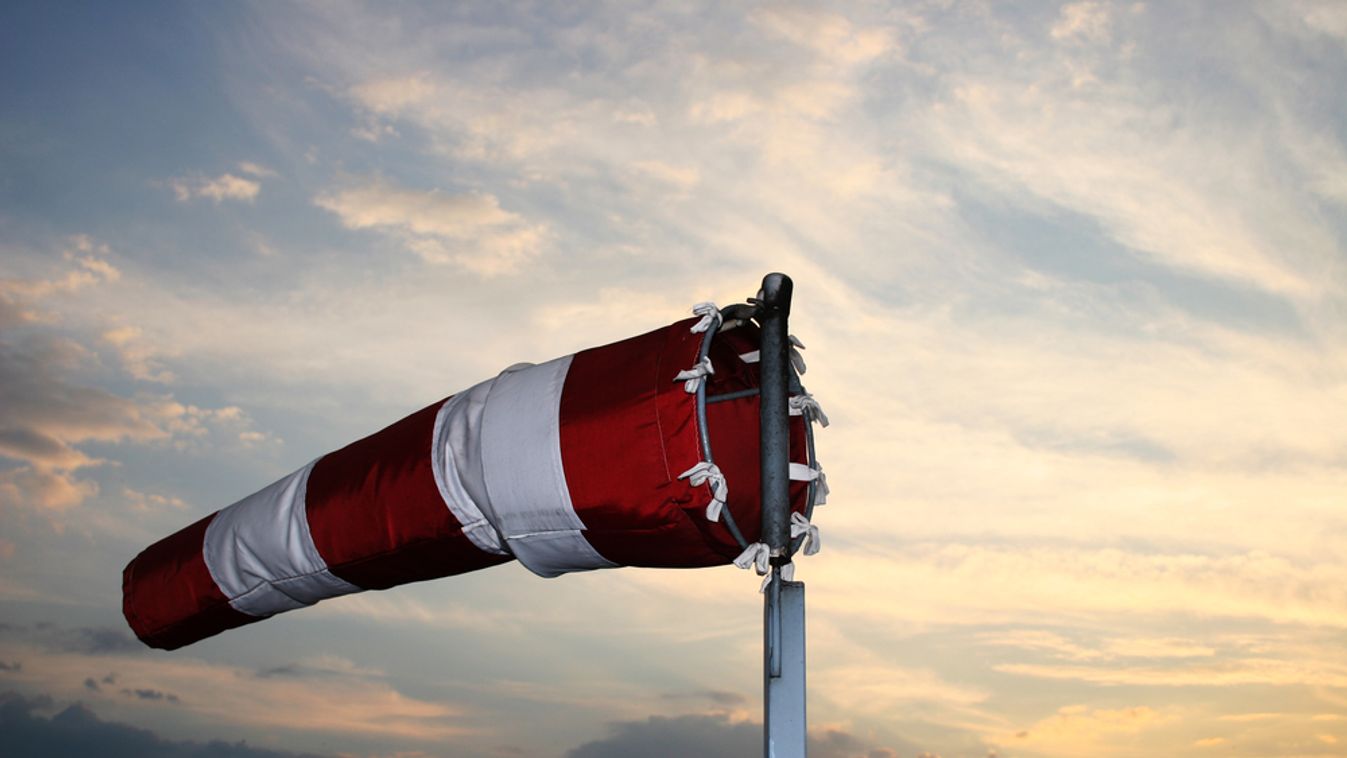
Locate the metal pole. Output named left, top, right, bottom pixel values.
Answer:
left=758, top=273, right=806, bottom=758
left=766, top=575, right=806, bottom=757
left=758, top=272, right=793, bottom=557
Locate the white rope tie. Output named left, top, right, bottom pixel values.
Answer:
left=734, top=542, right=770, bottom=575
left=788, top=392, right=830, bottom=427
left=734, top=542, right=779, bottom=592
left=689, top=302, right=722, bottom=334
left=678, top=461, right=728, bottom=522
left=790, top=511, right=821, bottom=555
left=674, top=356, right=714, bottom=394
left=790, top=462, right=828, bottom=506
left=788, top=334, right=807, bottom=375
left=735, top=542, right=807, bottom=591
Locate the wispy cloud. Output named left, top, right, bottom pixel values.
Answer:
left=0, top=243, right=268, bottom=512
left=168, top=172, right=261, bottom=203
left=0, top=692, right=327, bottom=758
left=314, top=178, right=545, bottom=274
left=0, top=639, right=472, bottom=743
left=102, top=326, right=174, bottom=383
left=1002, top=705, right=1173, bottom=758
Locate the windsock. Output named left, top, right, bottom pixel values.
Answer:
left=123, top=309, right=825, bottom=650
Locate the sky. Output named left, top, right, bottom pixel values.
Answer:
left=1, top=1, right=1346, bottom=756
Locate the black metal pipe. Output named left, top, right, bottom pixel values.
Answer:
left=757, top=273, right=793, bottom=560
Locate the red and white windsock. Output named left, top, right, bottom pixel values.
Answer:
left=123, top=309, right=825, bottom=650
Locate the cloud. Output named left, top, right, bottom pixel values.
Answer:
left=168, top=173, right=261, bottom=204
left=13, top=625, right=144, bottom=656
left=102, top=326, right=174, bottom=383
left=253, top=655, right=383, bottom=681
left=0, top=466, right=99, bottom=512
left=658, top=689, right=746, bottom=708
left=0, top=254, right=157, bottom=483
left=349, top=73, right=437, bottom=114
left=1051, top=2, right=1115, bottom=43
left=977, top=629, right=1216, bottom=662
left=0, top=633, right=472, bottom=744
left=913, top=6, right=1341, bottom=299
left=1001, top=705, right=1172, bottom=758
left=0, top=240, right=120, bottom=329
left=814, top=542, right=1347, bottom=634
left=751, top=6, right=894, bottom=65
left=565, top=712, right=916, bottom=758
left=85, top=673, right=120, bottom=692
left=0, top=249, right=270, bottom=511
left=997, top=658, right=1347, bottom=690
left=122, top=488, right=188, bottom=512
left=813, top=662, right=988, bottom=718
left=236, top=162, right=277, bottom=179
left=120, top=687, right=180, bottom=704
left=0, top=691, right=327, bottom=758
left=0, top=332, right=246, bottom=511
left=628, top=160, right=700, bottom=190
left=314, top=178, right=545, bottom=274
left=0, top=335, right=156, bottom=510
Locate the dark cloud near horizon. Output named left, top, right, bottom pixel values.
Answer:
left=254, top=664, right=302, bottom=678
left=565, top=712, right=918, bottom=758
left=657, top=688, right=746, bottom=707
left=0, top=691, right=328, bottom=758
left=2, top=621, right=139, bottom=655
left=11, top=622, right=143, bottom=655
left=120, top=687, right=180, bottom=704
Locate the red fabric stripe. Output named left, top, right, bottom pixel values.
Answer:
left=562, top=319, right=810, bottom=568
left=122, top=513, right=257, bottom=650
left=305, top=399, right=511, bottom=590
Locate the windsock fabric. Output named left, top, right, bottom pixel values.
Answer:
left=123, top=317, right=811, bottom=650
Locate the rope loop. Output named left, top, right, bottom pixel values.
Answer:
left=788, top=392, right=830, bottom=427
left=678, top=461, right=728, bottom=522
left=734, top=542, right=770, bottom=576
left=674, top=356, right=714, bottom=394
left=790, top=511, right=821, bottom=556
left=689, top=302, right=722, bottom=334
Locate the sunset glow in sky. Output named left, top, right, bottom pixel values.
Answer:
left=3, top=2, right=1347, bottom=757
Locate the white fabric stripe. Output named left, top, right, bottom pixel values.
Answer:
left=432, top=385, right=508, bottom=556
left=739, top=350, right=760, bottom=363
left=202, top=461, right=360, bottom=617
left=480, top=356, right=617, bottom=578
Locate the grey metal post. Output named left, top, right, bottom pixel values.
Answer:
left=758, top=273, right=806, bottom=757
left=766, top=576, right=806, bottom=757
